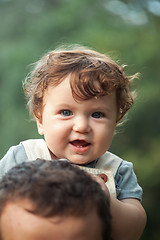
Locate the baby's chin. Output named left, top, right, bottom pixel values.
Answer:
left=49, top=150, right=95, bottom=165
left=67, top=158, right=94, bottom=166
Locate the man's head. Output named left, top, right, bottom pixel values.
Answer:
left=0, top=159, right=111, bottom=240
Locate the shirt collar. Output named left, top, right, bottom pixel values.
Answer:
left=59, top=158, right=98, bottom=168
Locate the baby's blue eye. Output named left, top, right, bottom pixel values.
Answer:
left=61, top=110, right=72, bottom=116
left=92, top=112, right=103, bottom=119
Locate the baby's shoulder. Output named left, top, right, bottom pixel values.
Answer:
left=21, top=139, right=51, bottom=160
left=0, top=142, right=27, bottom=177
left=96, top=151, right=123, bottom=176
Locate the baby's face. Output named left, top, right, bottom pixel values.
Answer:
left=36, top=76, right=117, bottom=164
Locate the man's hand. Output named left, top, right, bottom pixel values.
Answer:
left=90, top=173, right=110, bottom=199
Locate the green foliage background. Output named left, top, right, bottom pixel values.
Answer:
left=0, top=0, right=160, bottom=238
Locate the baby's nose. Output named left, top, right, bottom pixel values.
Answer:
left=72, top=117, right=90, bottom=133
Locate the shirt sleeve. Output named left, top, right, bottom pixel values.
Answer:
left=115, top=160, right=143, bottom=201
left=0, top=144, right=28, bottom=178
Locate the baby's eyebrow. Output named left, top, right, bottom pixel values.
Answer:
left=90, top=104, right=110, bottom=111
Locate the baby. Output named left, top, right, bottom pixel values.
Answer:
left=0, top=45, right=146, bottom=239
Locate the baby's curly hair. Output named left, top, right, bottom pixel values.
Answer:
left=23, top=45, right=138, bottom=122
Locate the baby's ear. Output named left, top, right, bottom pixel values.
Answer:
left=36, top=118, right=44, bottom=135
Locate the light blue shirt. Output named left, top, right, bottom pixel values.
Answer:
left=0, top=142, right=143, bottom=201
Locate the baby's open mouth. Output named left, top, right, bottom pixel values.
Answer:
left=70, top=140, right=90, bottom=148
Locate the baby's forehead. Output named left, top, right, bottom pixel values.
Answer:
left=43, top=76, right=116, bottom=103
left=45, top=72, right=117, bottom=98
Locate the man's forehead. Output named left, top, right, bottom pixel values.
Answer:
left=1, top=200, right=36, bottom=228
left=0, top=200, right=102, bottom=240
left=1, top=199, right=34, bottom=215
